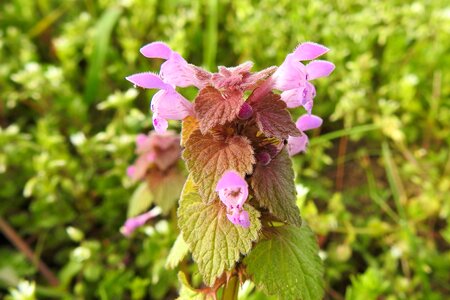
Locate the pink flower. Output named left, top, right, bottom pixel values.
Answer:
left=121, top=207, right=162, bottom=236
left=273, top=42, right=335, bottom=113
left=287, top=114, right=323, bottom=156
left=127, top=131, right=181, bottom=181
left=227, top=210, right=250, bottom=228
left=140, top=42, right=210, bottom=89
left=126, top=72, right=194, bottom=133
left=215, top=170, right=250, bottom=228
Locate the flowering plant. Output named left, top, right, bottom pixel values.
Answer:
left=127, top=41, right=334, bottom=299
left=122, top=131, right=185, bottom=236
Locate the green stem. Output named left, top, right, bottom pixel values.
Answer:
left=221, top=275, right=239, bottom=300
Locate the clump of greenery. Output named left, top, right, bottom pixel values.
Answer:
left=1, top=0, right=449, bottom=299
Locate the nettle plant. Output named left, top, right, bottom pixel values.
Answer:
left=126, top=42, right=334, bottom=300
left=122, top=131, right=185, bottom=236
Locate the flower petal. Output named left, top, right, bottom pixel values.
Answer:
left=126, top=165, right=136, bottom=178
left=226, top=209, right=250, bottom=228
left=121, top=207, right=162, bottom=236
left=281, top=87, right=306, bottom=108
left=136, top=134, right=148, bottom=147
left=140, top=41, right=172, bottom=59
left=287, top=134, right=309, bottom=156
left=306, top=60, right=335, bottom=80
left=237, top=210, right=250, bottom=228
left=216, top=170, right=249, bottom=210
left=152, top=115, right=168, bottom=133
left=273, top=54, right=307, bottom=91
left=151, top=90, right=193, bottom=120
left=126, top=72, right=171, bottom=90
left=296, top=114, right=323, bottom=131
left=293, top=42, right=329, bottom=61
left=161, top=52, right=199, bottom=88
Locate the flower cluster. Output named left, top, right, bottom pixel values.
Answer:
left=127, top=130, right=181, bottom=181
left=127, top=41, right=333, bottom=228
left=123, top=130, right=183, bottom=236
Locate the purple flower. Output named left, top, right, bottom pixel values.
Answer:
left=126, top=72, right=194, bottom=133
left=287, top=114, right=323, bottom=156
left=121, top=207, right=162, bottom=236
left=215, top=170, right=250, bottom=228
left=273, top=42, right=334, bottom=113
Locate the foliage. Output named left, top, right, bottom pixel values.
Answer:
left=1, top=0, right=449, bottom=299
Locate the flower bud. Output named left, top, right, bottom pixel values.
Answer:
left=238, top=102, right=253, bottom=120
left=256, top=151, right=271, bottom=166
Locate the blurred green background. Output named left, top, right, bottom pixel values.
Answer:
left=1, top=0, right=449, bottom=299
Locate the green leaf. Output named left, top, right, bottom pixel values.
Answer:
left=127, top=183, right=153, bottom=218
left=244, top=225, right=324, bottom=300
left=250, top=149, right=301, bottom=226
left=84, top=7, right=122, bottom=104
left=178, top=177, right=261, bottom=286
left=147, top=167, right=185, bottom=215
left=182, top=130, right=255, bottom=203
left=194, top=87, right=243, bottom=134
left=177, top=272, right=206, bottom=300
left=248, top=92, right=300, bottom=139
left=166, top=234, right=190, bottom=269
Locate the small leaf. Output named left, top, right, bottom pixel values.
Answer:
left=244, top=225, right=324, bottom=300
left=181, top=116, right=199, bottom=147
left=127, top=183, right=153, bottom=217
left=248, top=92, right=300, bottom=139
left=250, top=149, right=301, bottom=226
left=147, top=167, right=185, bottom=215
left=177, top=272, right=206, bottom=300
left=166, top=234, right=190, bottom=269
left=183, top=130, right=255, bottom=203
left=178, top=177, right=261, bottom=286
left=194, top=87, right=243, bottom=134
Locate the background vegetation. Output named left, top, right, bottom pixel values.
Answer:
left=1, top=0, right=449, bottom=299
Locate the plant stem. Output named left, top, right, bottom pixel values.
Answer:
left=0, top=217, right=59, bottom=286
left=221, top=275, right=239, bottom=300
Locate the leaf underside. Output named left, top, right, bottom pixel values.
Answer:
left=166, top=234, right=190, bottom=269
left=177, top=271, right=206, bottom=300
left=244, top=225, right=324, bottom=300
left=182, top=129, right=255, bottom=203
left=178, top=177, right=261, bottom=286
left=147, top=167, right=185, bottom=214
left=127, top=182, right=153, bottom=217
left=250, top=148, right=301, bottom=226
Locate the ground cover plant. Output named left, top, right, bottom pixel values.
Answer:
left=1, top=0, right=449, bottom=299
